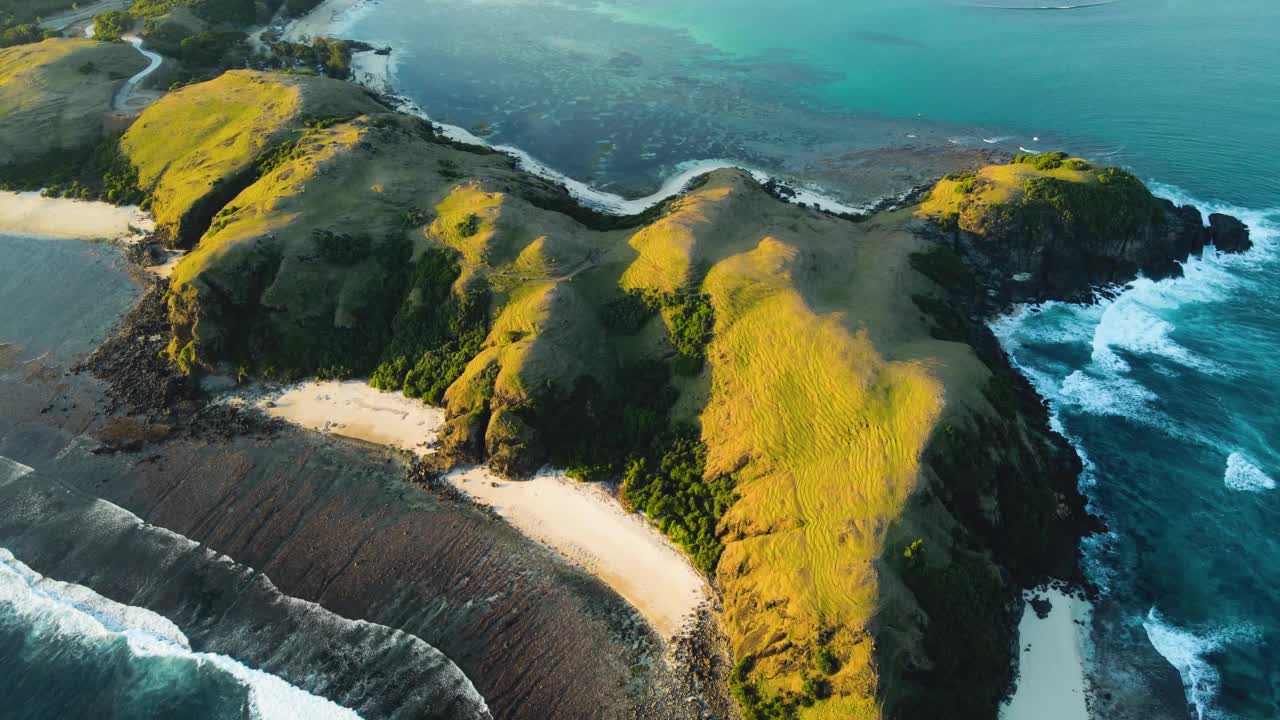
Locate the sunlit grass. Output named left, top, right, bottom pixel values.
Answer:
left=703, top=237, right=944, bottom=718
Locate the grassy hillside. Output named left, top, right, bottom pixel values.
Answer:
left=0, top=39, right=145, bottom=173
left=122, top=70, right=383, bottom=245
left=154, top=74, right=1097, bottom=719
left=917, top=150, right=1162, bottom=240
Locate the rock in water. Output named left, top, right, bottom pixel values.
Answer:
left=1208, top=212, right=1252, bottom=253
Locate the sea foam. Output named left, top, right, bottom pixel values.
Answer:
left=1224, top=452, right=1276, bottom=492
left=0, top=548, right=364, bottom=720
left=0, top=457, right=493, bottom=720
left=1142, top=609, right=1259, bottom=720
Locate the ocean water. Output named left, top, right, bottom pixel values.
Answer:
left=0, top=454, right=491, bottom=720
left=0, top=236, right=491, bottom=720
left=342, top=0, right=1279, bottom=207
left=0, top=497, right=362, bottom=720
left=333, top=0, right=1280, bottom=717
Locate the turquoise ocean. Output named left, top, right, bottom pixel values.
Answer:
left=340, top=0, right=1280, bottom=717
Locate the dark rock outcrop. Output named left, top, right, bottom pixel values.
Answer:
left=1209, top=212, right=1253, bottom=253
left=929, top=187, right=1250, bottom=307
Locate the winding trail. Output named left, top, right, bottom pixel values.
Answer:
left=114, top=36, right=164, bottom=113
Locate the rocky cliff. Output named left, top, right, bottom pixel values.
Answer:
left=916, top=151, right=1251, bottom=305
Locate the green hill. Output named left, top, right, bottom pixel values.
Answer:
left=155, top=74, right=1098, bottom=719
left=0, top=39, right=145, bottom=176
left=121, top=70, right=383, bottom=246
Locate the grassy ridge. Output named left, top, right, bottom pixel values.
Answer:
left=702, top=238, right=944, bottom=719
left=917, top=151, right=1162, bottom=240
left=122, top=70, right=382, bottom=245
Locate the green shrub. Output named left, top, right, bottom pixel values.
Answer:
left=600, top=291, right=655, bottom=334
left=365, top=246, right=491, bottom=403
left=1013, top=150, right=1068, bottom=171
left=456, top=212, right=481, bottom=238
left=0, top=23, right=52, bottom=49
left=729, top=658, right=799, bottom=720
left=664, top=292, right=715, bottom=359
left=267, top=37, right=352, bottom=78
left=178, top=30, right=248, bottom=68
left=93, top=10, right=132, bottom=42
left=911, top=293, right=967, bottom=342
left=620, top=432, right=736, bottom=573
left=800, top=675, right=831, bottom=703
left=189, top=0, right=255, bottom=25
left=127, top=0, right=185, bottom=18
left=311, top=228, right=369, bottom=265
left=903, top=538, right=926, bottom=568
left=814, top=645, right=840, bottom=675
left=1022, top=167, right=1162, bottom=239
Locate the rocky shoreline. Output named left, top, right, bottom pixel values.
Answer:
left=0, top=237, right=732, bottom=719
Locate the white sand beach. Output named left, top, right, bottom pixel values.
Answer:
left=351, top=50, right=393, bottom=95
left=255, top=380, right=709, bottom=638
left=1001, top=587, right=1093, bottom=720
left=0, top=191, right=153, bottom=241
left=282, top=0, right=372, bottom=41
left=446, top=467, right=709, bottom=639
left=258, top=380, right=443, bottom=455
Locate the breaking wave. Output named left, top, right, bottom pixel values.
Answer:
left=1143, top=609, right=1260, bottom=720
left=0, top=459, right=492, bottom=720
left=1224, top=452, right=1276, bottom=492
left=1, top=547, right=363, bottom=720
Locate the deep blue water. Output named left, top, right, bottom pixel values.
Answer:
left=338, top=0, right=1280, bottom=717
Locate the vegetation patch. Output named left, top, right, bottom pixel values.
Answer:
left=122, top=70, right=381, bottom=245
left=917, top=151, right=1163, bottom=244
left=621, top=432, right=736, bottom=573
left=0, top=0, right=70, bottom=48
left=908, top=245, right=976, bottom=294
left=703, top=237, right=944, bottom=718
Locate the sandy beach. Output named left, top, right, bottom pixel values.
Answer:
left=1002, top=587, right=1093, bottom=720
left=255, top=380, right=709, bottom=639
left=258, top=380, right=444, bottom=455
left=351, top=50, right=394, bottom=95
left=446, top=467, right=709, bottom=639
left=282, top=0, right=373, bottom=41
left=0, top=191, right=153, bottom=241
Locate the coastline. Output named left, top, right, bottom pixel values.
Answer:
left=14, top=8, right=1258, bottom=716
left=248, top=380, right=711, bottom=640
left=269, top=4, right=1112, bottom=712
left=282, top=0, right=882, bottom=218
left=0, top=244, right=702, bottom=718
left=446, top=467, right=710, bottom=640
left=0, top=191, right=152, bottom=241
left=1002, top=587, right=1094, bottom=720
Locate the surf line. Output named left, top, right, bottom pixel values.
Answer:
left=389, top=90, right=875, bottom=217
left=278, top=8, right=888, bottom=219
left=965, top=1, right=1121, bottom=10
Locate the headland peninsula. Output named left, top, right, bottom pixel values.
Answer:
left=0, top=1, right=1254, bottom=718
